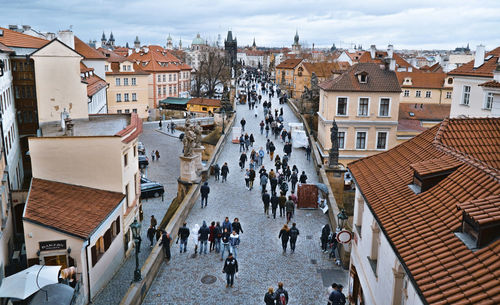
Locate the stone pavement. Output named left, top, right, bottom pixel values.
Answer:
left=142, top=81, right=348, bottom=305
left=91, top=124, right=182, bottom=305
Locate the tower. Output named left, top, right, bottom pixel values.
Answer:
left=252, top=38, right=257, bottom=51
left=109, top=32, right=115, bottom=48
left=224, top=30, right=237, bottom=67
left=179, top=38, right=183, bottom=50
left=134, top=36, right=140, bottom=48
left=101, top=32, right=106, bottom=48
left=292, top=30, right=301, bottom=53
left=166, top=34, right=173, bottom=50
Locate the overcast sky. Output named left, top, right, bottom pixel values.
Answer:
left=3, top=0, right=500, bottom=50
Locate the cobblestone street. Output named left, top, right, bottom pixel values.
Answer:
left=92, top=124, right=182, bottom=305
left=142, top=82, right=348, bottom=305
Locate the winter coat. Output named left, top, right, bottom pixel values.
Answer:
left=262, top=193, right=271, bottom=205
left=159, top=233, right=171, bottom=248
left=221, top=231, right=231, bottom=244
left=321, top=225, right=330, bottom=242
left=232, top=222, right=244, bottom=234
left=221, top=165, right=229, bottom=176
left=178, top=226, right=190, bottom=240
left=299, top=173, right=308, bottom=183
left=290, top=172, right=298, bottom=184
left=200, top=183, right=210, bottom=197
left=285, top=200, right=295, bottom=213
left=289, top=226, right=300, bottom=241
left=264, top=292, right=276, bottom=305
left=223, top=256, right=238, bottom=274
left=198, top=223, right=210, bottom=241
left=209, top=225, right=216, bottom=242
left=275, top=288, right=289, bottom=305
left=279, top=229, right=290, bottom=242
left=249, top=169, right=256, bottom=181
left=271, top=196, right=279, bottom=209
left=278, top=195, right=287, bottom=208
left=222, top=220, right=232, bottom=233
left=240, top=153, right=248, bottom=163
left=229, top=233, right=240, bottom=247
left=260, top=175, right=268, bottom=186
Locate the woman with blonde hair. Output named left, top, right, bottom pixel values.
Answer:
left=278, top=224, right=290, bottom=253
left=264, top=287, right=276, bottom=305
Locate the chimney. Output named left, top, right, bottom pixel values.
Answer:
left=384, top=58, right=396, bottom=71
left=128, top=49, right=133, bottom=56
left=494, top=63, right=500, bottom=82
left=22, top=25, right=31, bottom=31
left=57, top=30, right=75, bottom=49
left=387, top=44, right=394, bottom=59
left=370, top=45, right=376, bottom=59
left=8, top=25, right=18, bottom=31
left=474, top=45, right=485, bottom=68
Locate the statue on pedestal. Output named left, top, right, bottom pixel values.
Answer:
left=194, top=122, right=203, bottom=148
left=329, top=120, right=339, bottom=167
left=182, top=117, right=196, bottom=157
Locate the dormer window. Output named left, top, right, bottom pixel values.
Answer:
left=404, top=77, right=412, bottom=85
left=298, top=67, right=303, bottom=77
left=408, top=155, right=461, bottom=194
left=356, top=71, right=368, bottom=83
left=456, top=196, right=500, bottom=250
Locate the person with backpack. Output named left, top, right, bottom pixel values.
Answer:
left=262, top=189, right=271, bottom=217
left=221, top=162, right=229, bottom=182
left=275, top=282, right=289, bottom=305
left=279, top=224, right=290, bottom=253
left=198, top=221, right=210, bottom=255
left=269, top=141, right=276, bottom=161
left=222, top=253, right=238, bottom=288
left=289, top=223, right=300, bottom=253
left=280, top=179, right=289, bottom=196
left=264, top=287, right=276, bottom=305
left=200, top=182, right=210, bottom=208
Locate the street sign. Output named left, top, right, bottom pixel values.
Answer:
left=336, top=230, right=352, bottom=244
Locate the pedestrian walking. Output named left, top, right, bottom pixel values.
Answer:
left=279, top=224, right=290, bottom=253
left=290, top=191, right=298, bottom=206
left=264, top=287, right=276, bottom=305
left=150, top=215, right=158, bottom=229
left=299, top=171, right=308, bottom=184
left=239, top=152, right=248, bottom=170
left=244, top=169, right=250, bottom=189
left=321, top=224, right=330, bottom=252
left=269, top=141, right=276, bottom=160
left=191, top=223, right=200, bottom=254
left=155, top=150, right=160, bottom=160
left=240, top=118, right=246, bottom=131
left=306, top=144, right=312, bottom=161
left=278, top=192, right=286, bottom=217
left=239, top=135, right=245, bottom=152
left=213, top=163, right=220, bottom=181
left=289, top=223, right=299, bottom=253
left=159, top=120, right=162, bottom=129
left=266, top=139, right=271, bottom=154
left=159, top=231, right=172, bottom=261
left=290, top=171, right=298, bottom=193
left=200, top=182, right=210, bottom=208
left=221, top=162, right=229, bottom=182
left=222, top=217, right=232, bottom=233
left=260, top=173, right=268, bottom=194
left=328, top=283, right=346, bottom=305
left=232, top=218, right=244, bottom=235
left=271, top=193, right=279, bottom=219
left=215, top=222, right=222, bottom=253
left=275, top=155, right=281, bottom=172
left=151, top=150, right=155, bottom=161
left=260, top=120, right=265, bottom=135
left=198, top=221, right=210, bottom=254
left=275, top=282, right=289, bottom=305
left=229, top=230, right=240, bottom=259
left=249, top=133, right=255, bottom=147
left=221, top=228, right=231, bottom=260
left=147, top=225, right=156, bottom=247
left=222, top=253, right=238, bottom=288
left=209, top=221, right=216, bottom=252
left=265, top=124, right=270, bottom=138
left=176, top=222, right=190, bottom=253
left=258, top=147, right=265, bottom=166
left=262, top=189, right=271, bottom=216
left=249, top=168, right=256, bottom=190
left=285, top=196, right=295, bottom=223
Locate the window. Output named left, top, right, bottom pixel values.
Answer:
left=117, top=110, right=122, bottom=114
left=157, top=75, right=161, bottom=82
left=169, top=86, right=173, bottom=95
left=169, top=74, right=172, bottom=82
left=356, top=131, right=367, bottom=149
left=125, top=109, right=130, bottom=114
left=116, top=93, right=121, bottom=102
left=124, top=93, right=129, bottom=102
left=123, top=78, right=129, bottom=86
left=446, top=92, right=452, bottom=99
left=367, top=221, right=380, bottom=276
left=132, top=93, right=137, bottom=101
left=157, top=86, right=161, bottom=96
left=359, top=74, right=367, bottom=83
left=115, top=78, right=120, bottom=86
left=163, top=86, right=166, bottom=95
left=133, top=108, right=137, bottom=113
left=174, top=86, right=177, bottom=95
left=379, top=98, right=390, bottom=117
left=163, top=74, right=166, bottom=82
left=337, top=97, right=348, bottom=116
left=131, top=78, right=136, bottom=86
left=376, top=131, right=388, bottom=150
left=358, top=98, right=369, bottom=116
left=415, top=90, right=421, bottom=98
left=462, top=86, right=471, bottom=105
left=355, top=197, right=364, bottom=237
left=425, top=91, right=431, bottom=98
left=338, top=131, right=345, bottom=149
left=104, top=65, right=109, bottom=72
left=484, top=92, right=493, bottom=110
left=124, top=153, right=128, bottom=167
left=173, top=74, right=176, bottom=81
left=403, top=90, right=409, bottom=97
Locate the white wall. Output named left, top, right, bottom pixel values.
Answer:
left=83, top=59, right=106, bottom=79
left=88, top=86, right=107, bottom=114
left=450, top=76, right=496, bottom=118
left=351, top=188, right=424, bottom=305
left=0, top=53, right=24, bottom=190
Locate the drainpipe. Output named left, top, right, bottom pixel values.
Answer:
left=85, top=239, right=92, bottom=304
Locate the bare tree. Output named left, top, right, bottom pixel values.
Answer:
left=191, top=50, right=230, bottom=98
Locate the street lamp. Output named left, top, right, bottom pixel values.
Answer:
left=130, top=218, right=142, bottom=282
left=337, top=209, right=348, bottom=230
left=221, top=108, right=226, bottom=134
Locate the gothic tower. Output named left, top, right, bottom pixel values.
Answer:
left=224, top=30, right=237, bottom=67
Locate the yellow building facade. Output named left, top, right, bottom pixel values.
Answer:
left=186, top=98, right=221, bottom=115
left=397, top=72, right=453, bottom=104
left=276, top=58, right=302, bottom=98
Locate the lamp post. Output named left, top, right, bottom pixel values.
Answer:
left=221, top=108, right=226, bottom=134
left=337, top=209, right=348, bottom=230
left=130, top=219, right=142, bottom=282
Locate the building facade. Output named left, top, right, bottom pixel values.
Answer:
left=224, top=30, right=237, bottom=67
left=397, top=71, right=453, bottom=105
left=276, top=58, right=302, bottom=98
left=317, top=62, right=401, bottom=166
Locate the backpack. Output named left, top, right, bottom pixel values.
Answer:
left=279, top=292, right=286, bottom=305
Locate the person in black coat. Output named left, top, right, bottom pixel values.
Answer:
left=279, top=224, right=290, bottom=253
left=147, top=225, right=156, bottom=247
left=200, top=182, right=210, bottom=208
left=299, top=171, right=308, bottom=184
left=232, top=218, right=244, bottom=235
left=262, top=189, right=271, bottom=216
left=271, top=194, right=279, bottom=219
left=223, top=253, right=238, bottom=288
left=321, top=224, right=330, bottom=252
left=290, top=171, right=298, bottom=193
left=264, top=287, right=276, bottom=305
left=158, top=231, right=172, bottom=260
left=239, top=152, right=248, bottom=170
left=221, top=162, right=229, bottom=182
left=270, top=176, right=278, bottom=196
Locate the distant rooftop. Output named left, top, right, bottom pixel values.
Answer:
left=40, top=114, right=130, bottom=137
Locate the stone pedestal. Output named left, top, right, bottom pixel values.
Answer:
left=325, top=165, right=347, bottom=209
left=193, top=146, right=205, bottom=171
left=180, top=155, right=199, bottom=183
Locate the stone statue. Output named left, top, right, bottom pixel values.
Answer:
left=329, top=120, right=339, bottom=167
left=311, top=72, right=320, bottom=101
left=182, top=117, right=196, bottom=157
left=301, top=86, right=312, bottom=100
left=194, top=122, right=203, bottom=148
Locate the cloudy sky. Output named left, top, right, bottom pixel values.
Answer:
left=3, top=0, right=500, bottom=50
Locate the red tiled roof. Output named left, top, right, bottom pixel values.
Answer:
left=479, top=80, right=500, bottom=88
left=0, top=27, right=49, bottom=49
left=188, top=98, right=221, bottom=107
left=457, top=195, right=500, bottom=226
left=398, top=103, right=451, bottom=121
left=448, top=46, right=500, bottom=77
left=127, top=45, right=191, bottom=73
left=396, top=71, right=448, bottom=89
left=410, top=155, right=462, bottom=176
left=24, top=178, right=124, bottom=239
left=348, top=117, right=500, bottom=305
left=319, top=63, right=401, bottom=93
left=397, top=119, right=427, bottom=133
left=74, top=36, right=106, bottom=60
left=0, top=42, right=14, bottom=53
left=106, top=62, right=149, bottom=75
left=98, top=48, right=127, bottom=63
left=276, top=58, right=302, bottom=69
left=358, top=51, right=414, bottom=69
left=113, top=47, right=129, bottom=57
left=302, top=62, right=346, bottom=78
left=80, top=62, right=93, bottom=73
left=115, top=113, right=143, bottom=143
left=80, top=62, right=108, bottom=97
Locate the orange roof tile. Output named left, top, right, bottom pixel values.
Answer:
left=84, top=73, right=108, bottom=97
left=302, top=62, right=346, bottom=78
left=98, top=47, right=127, bottom=63
left=479, top=80, right=500, bottom=88
left=276, top=58, right=302, bottom=69
left=0, top=42, right=13, bottom=53
left=127, top=45, right=191, bottom=73
left=188, top=98, right=221, bottom=107
left=396, top=71, right=448, bottom=89
left=410, top=155, right=462, bottom=176
left=106, top=62, right=149, bottom=76
left=24, top=178, right=124, bottom=239
left=348, top=117, right=500, bottom=305
left=457, top=195, right=500, bottom=226
left=74, top=36, right=106, bottom=60
left=358, top=51, right=414, bottom=69
left=448, top=47, right=500, bottom=78
left=0, top=27, right=49, bottom=49
left=399, top=103, right=451, bottom=121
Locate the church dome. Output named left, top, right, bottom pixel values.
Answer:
left=192, top=33, right=204, bottom=45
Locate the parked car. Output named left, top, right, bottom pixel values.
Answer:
left=139, top=155, right=149, bottom=169
left=140, top=182, right=165, bottom=199
left=138, top=142, right=146, bottom=155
